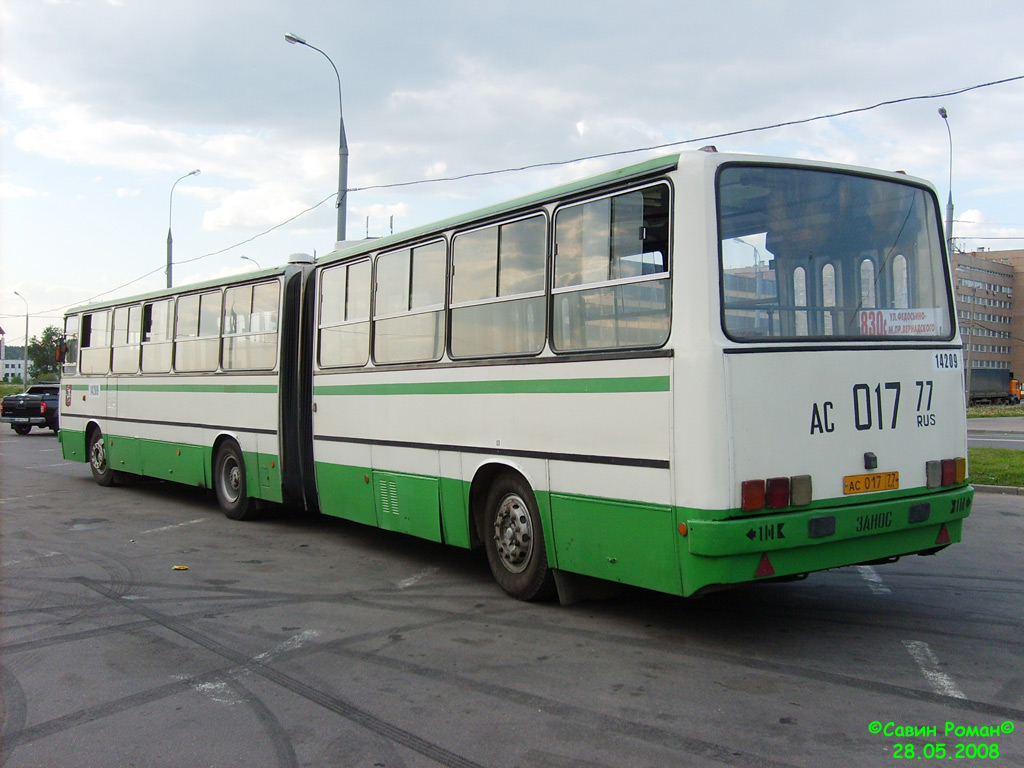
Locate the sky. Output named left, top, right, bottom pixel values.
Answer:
left=3, top=0, right=1024, bottom=345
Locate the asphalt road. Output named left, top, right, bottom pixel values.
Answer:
left=1, top=429, right=1022, bottom=768
left=968, top=416, right=1024, bottom=450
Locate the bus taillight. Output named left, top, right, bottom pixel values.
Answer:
left=926, top=458, right=967, bottom=488
left=741, top=475, right=812, bottom=511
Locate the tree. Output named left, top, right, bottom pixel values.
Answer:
left=28, top=325, right=62, bottom=382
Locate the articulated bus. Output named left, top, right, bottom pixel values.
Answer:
left=59, top=150, right=973, bottom=601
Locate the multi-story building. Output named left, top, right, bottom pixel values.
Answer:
left=951, top=249, right=1016, bottom=379
left=952, top=248, right=1024, bottom=387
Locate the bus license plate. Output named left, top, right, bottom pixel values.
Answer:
left=843, top=472, right=899, bottom=495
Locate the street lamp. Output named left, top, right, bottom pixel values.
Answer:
left=13, top=291, right=28, bottom=384
left=285, top=33, right=349, bottom=243
left=167, top=169, right=201, bottom=289
left=240, top=255, right=261, bottom=270
left=938, top=107, right=954, bottom=256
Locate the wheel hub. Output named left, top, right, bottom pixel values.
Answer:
left=90, top=439, right=106, bottom=471
left=493, top=493, right=533, bottom=574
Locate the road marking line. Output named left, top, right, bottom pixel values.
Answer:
left=139, top=518, right=207, bottom=534
left=397, top=567, right=439, bottom=589
left=252, top=630, right=321, bottom=664
left=1, top=551, right=63, bottom=568
left=855, top=565, right=892, bottom=594
left=902, top=640, right=966, bottom=699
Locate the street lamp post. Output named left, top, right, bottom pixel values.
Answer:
left=240, top=255, right=262, bottom=270
left=285, top=33, right=348, bottom=243
left=167, top=169, right=201, bottom=289
left=13, top=291, right=28, bottom=385
left=938, top=108, right=954, bottom=257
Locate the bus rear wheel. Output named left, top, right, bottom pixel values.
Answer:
left=213, top=441, right=258, bottom=520
left=483, top=474, right=555, bottom=601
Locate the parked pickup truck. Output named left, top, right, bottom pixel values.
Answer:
left=1, top=385, right=60, bottom=435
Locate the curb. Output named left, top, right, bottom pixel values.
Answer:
left=972, top=484, right=1024, bottom=495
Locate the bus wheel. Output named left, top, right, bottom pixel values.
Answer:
left=213, top=441, right=257, bottom=521
left=483, top=474, right=555, bottom=601
left=88, top=427, right=116, bottom=487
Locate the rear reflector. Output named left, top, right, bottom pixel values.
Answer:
left=754, top=553, right=775, bottom=578
left=936, top=523, right=951, bottom=545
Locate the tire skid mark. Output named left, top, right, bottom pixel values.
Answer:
left=344, top=594, right=1024, bottom=722
left=0, top=663, right=29, bottom=765
left=73, top=577, right=486, bottom=768
left=331, top=644, right=803, bottom=768
left=222, top=676, right=300, bottom=768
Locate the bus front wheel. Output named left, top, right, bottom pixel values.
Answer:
left=483, top=474, right=555, bottom=601
left=213, top=441, right=258, bottom=521
left=88, top=427, right=116, bottom=487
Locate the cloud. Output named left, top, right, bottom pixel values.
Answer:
left=0, top=181, right=38, bottom=199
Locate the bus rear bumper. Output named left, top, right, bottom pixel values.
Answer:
left=681, top=485, right=973, bottom=597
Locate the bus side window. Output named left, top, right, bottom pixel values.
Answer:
left=175, top=291, right=221, bottom=372
left=373, top=240, right=445, bottom=364
left=222, top=281, right=279, bottom=370
left=80, top=310, right=111, bottom=374
left=142, top=299, right=173, bottom=373
left=112, top=304, right=141, bottom=374
left=552, top=184, right=671, bottom=352
left=62, top=315, right=80, bottom=376
left=450, top=214, right=546, bottom=358
left=319, top=260, right=370, bottom=368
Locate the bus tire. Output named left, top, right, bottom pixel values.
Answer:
left=483, top=474, right=555, bottom=601
left=88, top=427, right=116, bottom=487
left=213, top=441, right=258, bottom=521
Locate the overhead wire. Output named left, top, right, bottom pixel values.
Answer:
left=33, top=73, right=1024, bottom=317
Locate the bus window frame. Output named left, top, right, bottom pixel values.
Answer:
left=448, top=210, right=549, bottom=361
left=317, top=258, right=372, bottom=369
left=371, top=237, right=448, bottom=366
left=549, top=181, right=673, bottom=354
left=715, top=161, right=956, bottom=345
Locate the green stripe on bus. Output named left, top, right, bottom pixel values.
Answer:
left=313, top=376, right=670, bottom=397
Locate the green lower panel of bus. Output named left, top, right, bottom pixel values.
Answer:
left=679, top=485, right=973, bottom=596
left=546, top=494, right=682, bottom=595
left=59, top=427, right=282, bottom=504
left=313, top=458, right=974, bottom=599
left=314, top=462, right=470, bottom=546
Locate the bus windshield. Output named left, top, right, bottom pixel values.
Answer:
left=718, top=164, right=953, bottom=342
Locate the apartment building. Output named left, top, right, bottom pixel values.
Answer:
left=951, top=248, right=1022, bottom=379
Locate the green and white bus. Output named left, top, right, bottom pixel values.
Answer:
left=59, top=150, right=973, bottom=601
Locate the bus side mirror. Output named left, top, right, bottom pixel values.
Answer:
left=56, top=341, right=67, bottom=364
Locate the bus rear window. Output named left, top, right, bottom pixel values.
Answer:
left=718, top=165, right=953, bottom=342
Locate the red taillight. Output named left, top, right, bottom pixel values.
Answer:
left=927, top=457, right=967, bottom=488
left=766, top=477, right=790, bottom=508
left=741, top=475, right=812, bottom=511
left=741, top=480, right=765, bottom=512
left=40, top=401, right=48, bottom=415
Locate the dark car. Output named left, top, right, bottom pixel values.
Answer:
left=1, top=385, right=60, bottom=435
